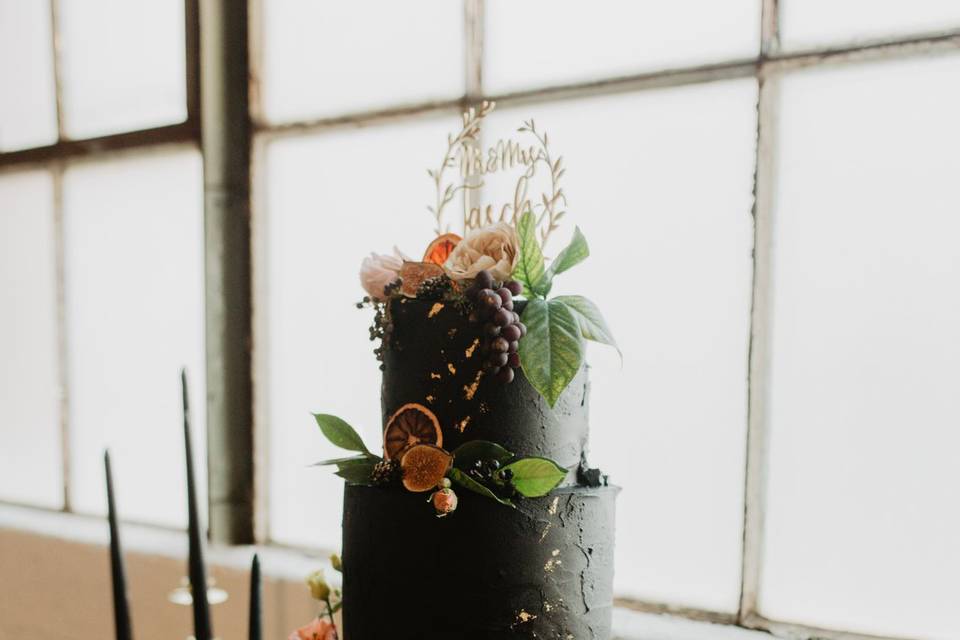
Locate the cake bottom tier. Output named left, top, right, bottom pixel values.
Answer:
left=341, top=483, right=619, bottom=640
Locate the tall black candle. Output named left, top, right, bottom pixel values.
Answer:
left=182, top=369, right=213, bottom=640
left=104, top=450, right=133, bottom=640
left=248, top=554, right=262, bottom=640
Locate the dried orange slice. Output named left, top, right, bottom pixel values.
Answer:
left=399, top=261, right=445, bottom=298
left=400, top=444, right=453, bottom=492
left=422, top=233, right=461, bottom=266
left=383, top=403, right=443, bottom=460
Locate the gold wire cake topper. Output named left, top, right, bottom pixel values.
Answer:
left=427, top=101, right=567, bottom=249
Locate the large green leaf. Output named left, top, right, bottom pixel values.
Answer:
left=514, top=210, right=547, bottom=297
left=451, top=440, right=515, bottom=470
left=313, top=414, right=371, bottom=454
left=553, top=295, right=620, bottom=356
left=311, top=454, right=375, bottom=467
left=544, top=226, right=589, bottom=283
left=500, top=457, right=567, bottom=498
left=518, top=298, right=584, bottom=407
left=334, top=459, right=377, bottom=484
left=448, top=468, right=515, bottom=508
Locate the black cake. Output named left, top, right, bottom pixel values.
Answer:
left=341, top=298, right=619, bottom=639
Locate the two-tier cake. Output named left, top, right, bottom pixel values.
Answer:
left=308, top=102, right=620, bottom=639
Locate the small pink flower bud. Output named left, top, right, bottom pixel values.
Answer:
left=431, top=487, right=458, bottom=516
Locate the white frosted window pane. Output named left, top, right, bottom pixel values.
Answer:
left=63, top=150, right=205, bottom=528
left=0, top=1, right=58, bottom=150
left=0, top=171, right=62, bottom=508
left=58, top=0, right=186, bottom=139
left=483, top=81, right=757, bottom=609
left=261, top=116, right=458, bottom=548
left=261, top=0, right=463, bottom=123
left=485, top=0, right=760, bottom=94
left=782, top=0, right=960, bottom=50
left=761, top=56, right=960, bottom=639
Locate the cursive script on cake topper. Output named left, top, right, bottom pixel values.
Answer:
left=427, top=101, right=568, bottom=249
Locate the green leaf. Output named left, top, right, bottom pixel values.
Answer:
left=501, top=457, right=567, bottom=498
left=313, top=414, right=371, bottom=454
left=448, top=468, right=515, bottom=508
left=544, top=226, right=589, bottom=282
left=552, top=295, right=620, bottom=356
left=310, top=454, right=375, bottom=467
left=452, top=440, right=514, bottom=470
left=514, top=210, right=547, bottom=297
left=518, top=298, right=584, bottom=407
left=334, top=459, right=377, bottom=484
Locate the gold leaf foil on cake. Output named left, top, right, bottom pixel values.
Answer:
left=447, top=363, right=457, bottom=375
left=516, top=610, right=537, bottom=624
left=425, top=395, right=435, bottom=404
left=544, top=549, right=562, bottom=572
left=463, top=370, right=483, bottom=400
left=538, top=523, right=552, bottom=543
left=428, top=302, right=444, bottom=318
left=430, top=372, right=442, bottom=380
left=455, top=416, right=471, bottom=432
left=465, top=338, right=479, bottom=358
left=548, top=496, right=559, bottom=515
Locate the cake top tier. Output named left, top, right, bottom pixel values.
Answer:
left=311, top=102, right=618, bottom=516
left=381, top=297, right=590, bottom=485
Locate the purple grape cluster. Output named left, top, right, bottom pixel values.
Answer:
left=464, top=269, right=527, bottom=383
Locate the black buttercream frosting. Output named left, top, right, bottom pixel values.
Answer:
left=381, top=298, right=591, bottom=481
left=342, top=484, right=618, bottom=639
left=340, top=296, right=618, bottom=639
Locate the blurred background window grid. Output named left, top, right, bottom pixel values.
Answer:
left=1, top=1, right=959, bottom=638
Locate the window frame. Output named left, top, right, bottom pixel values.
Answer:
left=2, top=1, right=959, bottom=638
left=0, top=0, right=202, bottom=522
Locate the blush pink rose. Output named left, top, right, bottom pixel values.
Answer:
left=288, top=617, right=337, bottom=640
left=359, top=249, right=405, bottom=301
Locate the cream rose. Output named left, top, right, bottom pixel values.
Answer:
left=443, top=222, right=519, bottom=282
left=359, top=250, right=404, bottom=300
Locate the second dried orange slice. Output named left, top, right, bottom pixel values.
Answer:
left=383, top=403, right=442, bottom=460
left=422, top=233, right=461, bottom=266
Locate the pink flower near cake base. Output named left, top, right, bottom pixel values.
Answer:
left=443, top=222, right=519, bottom=282
left=359, top=250, right=404, bottom=300
left=288, top=617, right=337, bottom=640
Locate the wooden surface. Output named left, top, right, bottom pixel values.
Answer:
left=0, top=528, right=318, bottom=640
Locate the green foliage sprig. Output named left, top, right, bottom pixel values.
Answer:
left=312, top=414, right=380, bottom=483
left=312, top=418, right=568, bottom=505
left=513, top=210, right=619, bottom=406
left=448, top=440, right=566, bottom=504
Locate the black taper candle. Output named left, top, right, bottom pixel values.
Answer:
left=182, top=369, right=213, bottom=640
left=104, top=450, right=133, bottom=640
left=248, top=554, right=262, bottom=640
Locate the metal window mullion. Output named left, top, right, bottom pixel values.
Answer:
left=761, top=0, right=780, bottom=57
left=738, top=70, right=779, bottom=624
left=48, top=0, right=66, bottom=140
left=465, top=0, right=484, bottom=102
left=464, top=0, right=485, bottom=220
left=200, top=0, right=256, bottom=545
left=738, top=0, right=780, bottom=623
left=50, top=160, right=71, bottom=513
left=184, top=0, right=201, bottom=131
